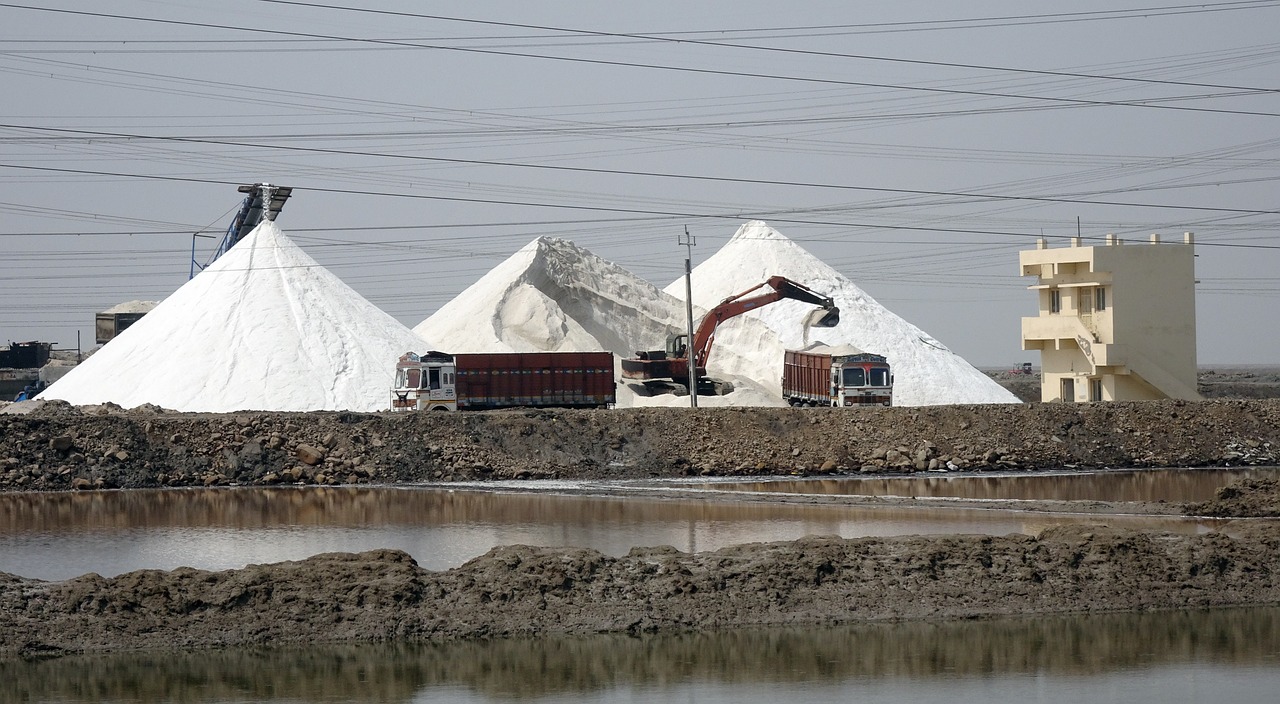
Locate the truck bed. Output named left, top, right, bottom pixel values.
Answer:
left=456, top=352, right=615, bottom=410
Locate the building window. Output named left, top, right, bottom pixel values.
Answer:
left=1095, top=287, right=1107, bottom=311
left=1061, top=377, right=1075, bottom=402
left=1090, top=378, right=1103, bottom=402
left=1049, top=289, right=1061, bottom=314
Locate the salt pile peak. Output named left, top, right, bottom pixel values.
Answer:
left=415, top=236, right=685, bottom=355
left=41, top=221, right=429, bottom=412
left=665, top=221, right=1018, bottom=406
left=413, top=236, right=784, bottom=408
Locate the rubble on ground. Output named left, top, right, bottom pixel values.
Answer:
left=1, top=399, right=1278, bottom=491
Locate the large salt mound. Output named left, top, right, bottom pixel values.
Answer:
left=415, top=237, right=684, bottom=355
left=40, top=221, right=430, bottom=412
left=413, top=237, right=783, bottom=408
left=665, top=221, right=1018, bottom=406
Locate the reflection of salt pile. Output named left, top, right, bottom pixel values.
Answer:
left=665, top=221, right=1018, bottom=406
left=41, top=221, right=429, bottom=412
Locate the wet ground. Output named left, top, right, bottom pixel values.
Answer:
left=4, top=467, right=1276, bottom=581
left=7, top=607, right=1280, bottom=703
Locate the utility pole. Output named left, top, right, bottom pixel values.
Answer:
left=680, top=227, right=697, bottom=408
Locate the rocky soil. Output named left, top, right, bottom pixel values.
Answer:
left=1191, top=477, right=1280, bottom=517
left=1, top=398, right=1278, bottom=492
left=986, top=366, right=1280, bottom=403
left=3, top=519, right=1279, bottom=655
left=3, top=396, right=1279, bottom=655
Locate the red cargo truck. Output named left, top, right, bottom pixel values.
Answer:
left=391, top=351, right=615, bottom=411
left=782, top=345, right=893, bottom=407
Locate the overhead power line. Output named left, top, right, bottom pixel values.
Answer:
left=3, top=127, right=1278, bottom=216
left=1, top=3, right=1278, bottom=118
left=258, top=0, right=1280, bottom=95
left=0, top=163, right=1277, bottom=250
left=8, top=1, right=1280, bottom=96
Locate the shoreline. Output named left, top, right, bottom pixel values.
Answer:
left=3, top=398, right=1280, bottom=655
left=2, top=398, right=1278, bottom=492
left=4, top=519, right=1279, bottom=656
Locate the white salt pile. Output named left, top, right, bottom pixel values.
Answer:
left=100, top=300, right=158, bottom=315
left=664, top=221, right=1018, bottom=406
left=413, top=237, right=762, bottom=407
left=414, top=237, right=684, bottom=355
left=40, top=221, right=429, bottom=412
left=417, top=223, right=1016, bottom=407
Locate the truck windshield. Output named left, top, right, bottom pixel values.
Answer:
left=869, top=367, right=890, bottom=386
left=842, top=368, right=866, bottom=387
left=406, top=368, right=421, bottom=389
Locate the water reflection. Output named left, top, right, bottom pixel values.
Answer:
left=706, top=466, right=1280, bottom=502
left=0, top=486, right=1231, bottom=580
left=3, top=607, right=1279, bottom=703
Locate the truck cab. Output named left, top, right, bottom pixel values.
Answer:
left=830, top=354, right=893, bottom=406
left=782, top=345, right=893, bottom=407
left=391, top=351, right=458, bottom=411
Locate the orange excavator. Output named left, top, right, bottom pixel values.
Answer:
left=622, top=275, right=840, bottom=395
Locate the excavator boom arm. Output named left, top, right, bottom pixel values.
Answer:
left=689, top=275, right=838, bottom=368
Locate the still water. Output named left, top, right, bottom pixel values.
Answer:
left=1, top=467, right=1263, bottom=581
left=700, top=466, right=1280, bottom=502
left=4, top=469, right=1280, bottom=702
left=3, top=607, right=1279, bottom=703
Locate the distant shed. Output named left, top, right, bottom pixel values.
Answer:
left=0, top=340, right=51, bottom=369
left=0, top=341, right=51, bottom=399
left=96, top=300, right=159, bottom=344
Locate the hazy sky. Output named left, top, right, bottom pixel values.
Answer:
left=2, top=1, right=1276, bottom=367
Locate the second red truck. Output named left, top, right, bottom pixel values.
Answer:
left=782, top=345, right=893, bottom=407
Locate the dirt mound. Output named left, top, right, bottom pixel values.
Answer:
left=1190, top=477, right=1280, bottom=517
left=1199, top=368, right=1280, bottom=400
left=2, top=400, right=1279, bottom=492
left=984, top=367, right=1280, bottom=403
left=5, top=398, right=1279, bottom=655
left=3, top=524, right=1279, bottom=654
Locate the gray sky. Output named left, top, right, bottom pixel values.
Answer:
left=2, top=1, right=1277, bottom=367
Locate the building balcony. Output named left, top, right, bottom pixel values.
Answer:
left=1022, top=315, right=1097, bottom=345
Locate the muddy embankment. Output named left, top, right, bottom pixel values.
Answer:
left=4, top=521, right=1280, bottom=656
left=3, top=398, right=1280, bottom=655
left=2, top=398, right=1278, bottom=491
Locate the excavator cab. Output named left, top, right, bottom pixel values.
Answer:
left=667, top=333, right=689, bottom=359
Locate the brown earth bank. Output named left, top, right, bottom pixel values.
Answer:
left=3, top=521, right=1279, bottom=656
left=3, top=398, right=1280, bottom=656
left=985, top=367, right=1280, bottom=403
left=10, top=609, right=1280, bottom=701
left=1, top=398, right=1278, bottom=491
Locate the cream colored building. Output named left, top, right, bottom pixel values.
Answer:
left=1020, top=234, right=1200, bottom=402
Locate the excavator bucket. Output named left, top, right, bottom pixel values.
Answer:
left=815, top=306, right=840, bottom=327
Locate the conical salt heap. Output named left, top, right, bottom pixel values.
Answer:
left=664, top=221, right=1018, bottom=406
left=41, top=221, right=429, bottom=412
left=416, top=224, right=1016, bottom=407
